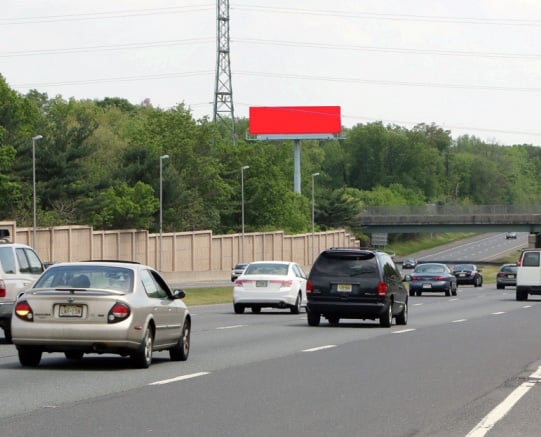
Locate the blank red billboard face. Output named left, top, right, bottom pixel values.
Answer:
left=249, top=106, right=341, bottom=135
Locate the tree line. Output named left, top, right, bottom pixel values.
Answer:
left=1, top=74, right=541, bottom=240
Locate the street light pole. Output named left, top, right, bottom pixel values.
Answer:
left=32, top=135, right=43, bottom=247
left=159, top=154, right=169, bottom=271
left=311, top=172, right=320, bottom=264
left=241, top=165, right=249, bottom=262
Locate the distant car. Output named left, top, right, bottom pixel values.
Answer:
left=231, top=263, right=248, bottom=282
left=402, top=258, right=417, bottom=269
left=233, top=261, right=307, bottom=314
left=452, top=264, right=483, bottom=287
left=496, top=263, right=517, bottom=289
left=407, top=263, right=457, bottom=296
left=11, top=261, right=191, bottom=368
left=506, top=232, right=517, bottom=239
left=306, top=248, right=408, bottom=327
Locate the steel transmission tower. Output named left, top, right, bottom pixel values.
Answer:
left=213, top=0, right=236, bottom=144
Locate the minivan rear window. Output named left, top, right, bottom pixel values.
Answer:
left=312, top=252, right=378, bottom=277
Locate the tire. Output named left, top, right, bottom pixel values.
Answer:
left=452, top=285, right=457, bottom=296
left=409, top=289, right=415, bottom=297
left=497, top=284, right=503, bottom=290
left=3, top=326, right=12, bottom=344
left=379, top=303, right=393, bottom=328
left=416, top=290, right=422, bottom=297
left=170, top=318, right=190, bottom=362
left=395, top=301, right=408, bottom=325
left=516, top=289, right=528, bottom=301
left=445, top=288, right=451, bottom=297
left=233, top=303, right=245, bottom=314
left=18, top=347, right=42, bottom=367
left=251, top=307, right=261, bottom=314
left=327, top=315, right=340, bottom=326
left=132, top=327, right=153, bottom=369
left=290, top=293, right=301, bottom=314
left=307, top=309, right=320, bottom=326
left=65, top=351, right=84, bottom=361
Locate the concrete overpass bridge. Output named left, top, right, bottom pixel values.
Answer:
left=355, top=205, right=541, bottom=237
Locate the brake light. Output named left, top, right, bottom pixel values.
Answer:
left=270, top=279, right=293, bottom=287
left=0, top=279, right=5, bottom=297
left=435, top=276, right=446, bottom=281
left=15, top=301, right=34, bottom=321
left=306, top=279, right=313, bottom=294
left=108, top=303, right=130, bottom=323
left=377, top=281, right=387, bottom=295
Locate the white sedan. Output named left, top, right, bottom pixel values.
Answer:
left=233, top=261, right=308, bottom=314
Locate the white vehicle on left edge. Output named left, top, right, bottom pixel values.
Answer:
left=233, top=261, right=308, bottom=314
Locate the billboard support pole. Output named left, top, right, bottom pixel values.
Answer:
left=294, top=139, right=301, bottom=194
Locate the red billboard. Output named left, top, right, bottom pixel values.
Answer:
left=249, top=106, right=341, bottom=135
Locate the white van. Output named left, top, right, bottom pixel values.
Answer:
left=516, top=249, right=541, bottom=301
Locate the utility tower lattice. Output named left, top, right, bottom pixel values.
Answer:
left=213, top=0, right=236, bottom=144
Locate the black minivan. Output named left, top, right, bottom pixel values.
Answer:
left=306, top=248, right=408, bottom=327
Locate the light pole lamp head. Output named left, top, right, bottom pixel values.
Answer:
left=312, top=172, right=320, bottom=178
left=160, top=154, right=169, bottom=160
left=32, top=135, right=43, bottom=141
left=241, top=165, right=249, bottom=171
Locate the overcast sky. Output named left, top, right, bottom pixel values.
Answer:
left=2, top=0, right=541, bottom=146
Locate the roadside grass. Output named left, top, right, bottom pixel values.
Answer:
left=183, top=286, right=232, bottom=306
left=386, top=232, right=476, bottom=257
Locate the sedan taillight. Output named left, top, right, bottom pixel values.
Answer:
left=15, top=301, right=34, bottom=321
left=108, top=303, right=130, bottom=323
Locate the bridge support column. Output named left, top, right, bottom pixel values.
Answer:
left=533, top=233, right=541, bottom=248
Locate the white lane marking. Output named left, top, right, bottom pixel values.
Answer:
left=522, top=305, right=532, bottom=309
left=449, top=298, right=459, bottom=301
left=302, top=345, right=336, bottom=352
left=465, top=366, right=541, bottom=437
left=392, top=328, right=416, bottom=334
left=149, top=372, right=210, bottom=386
left=413, top=303, right=423, bottom=306
left=491, top=312, right=506, bottom=315
left=452, top=319, right=468, bottom=323
left=216, top=325, right=247, bottom=330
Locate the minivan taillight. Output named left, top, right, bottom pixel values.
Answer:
left=108, top=303, right=130, bottom=323
left=306, top=279, right=313, bottom=294
left=15, top=301, right=34, bottom=321
left=0, top=279, right=5, bottom=297
left=377, top=281, right=387, bottom=295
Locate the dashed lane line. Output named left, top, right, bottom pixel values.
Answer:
left=149, top=372, right=210, bottom=386
left=302, top=345, right=337, bottom=352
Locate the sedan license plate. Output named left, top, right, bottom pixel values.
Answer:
left=422, top=283, right=432, bottom=289
left=256, top=280, right=268, bottom=287
left=459, top=273, right=466, bottom=277
left=337, top=283, right=352, bottom=292
left=59, top=304, right=83, bottom=317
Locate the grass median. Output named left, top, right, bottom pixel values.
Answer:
left=182, top=286, right=233, bottom=306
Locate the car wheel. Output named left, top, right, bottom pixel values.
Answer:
left=445, top=288, right=451, bottom=297
left=452, top=285, right=457, bottom=296
left=327, top=315, right=340, bottom=326
left=65, top=351, right=84, bottom=361
left=3, top=326, right=12, bottom=344
left=233, top=303, right=245, bottom=314
left=379, top=303, right=393, bottom=328
left=409, top=289, right=415, bottom=297
left=516, top=289, right=528, bottom=301
left=307, top=309, right=320, bottom=326
left=497, top=284, right=503, bottom=290
left=170, top=318, right=190, bottom=362
left=395, top=301, right=408, bottom=325
left=416, top=290, right=422, bottom=297
left=18, top=347, right=42, bottom=367
left=290, top=293, right=301, bottom=314
left=132, top=327, right=153, bottom=369
left=252, top=307, right=261, bottom=314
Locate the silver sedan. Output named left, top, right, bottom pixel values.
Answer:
left=11, top=261, right=191, bottom=368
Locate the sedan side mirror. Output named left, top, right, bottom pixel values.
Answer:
left=172, top=289, right=186, bottom=299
